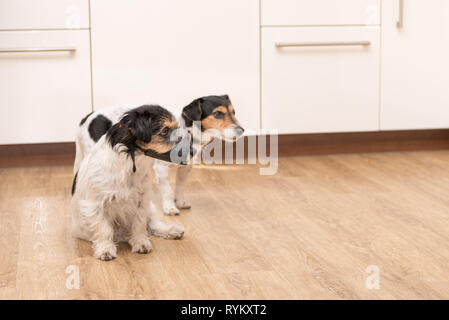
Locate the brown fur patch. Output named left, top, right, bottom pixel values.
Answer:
left=202, top=106, right=235, bottom=130
left=214, top=106, right=228, bottom=113
left=138, top=135, right=173, bottom=154
left=162, top=118, right=179, bottom=130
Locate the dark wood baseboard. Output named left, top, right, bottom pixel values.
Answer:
left=276, top=129, right=449, bottom=157
left=0, top=142, right=76, bottom=168
left=2, top=129, right=449, bottom=168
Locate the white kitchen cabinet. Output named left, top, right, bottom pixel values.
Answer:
left=381, top=0, right=449, bottom=130
left=90, top=0, right=260, bottom=131
left=261, top=0, right=380, bottom=26
left=0, top=0, right=89, bottom=30
left=262, top=27, right=380, bottom=134
left=0, top=30, right=92, bottom=144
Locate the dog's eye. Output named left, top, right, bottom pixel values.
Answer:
left=160, top=127, right=170, bottom=136
left=213, top=111, right=225, bottom=119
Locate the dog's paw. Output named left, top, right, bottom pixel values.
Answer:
left=94, top=241, right=117, bottom=261
left=100, top=251, right=116, bottom=261
left=130, top=237, right=153, bottom=254
left=152, top=223, right=185, bottom=240
left=135, top=244, right=152, bottom=254
left=166, top=224, right=185, bottom=240
left=175, top=198, right=191, bottom=210
left=163, top=201, right=180, bottom=216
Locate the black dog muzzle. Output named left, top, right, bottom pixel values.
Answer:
left=137, top=135, right=194, bottom=165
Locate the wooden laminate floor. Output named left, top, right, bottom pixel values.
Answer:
left=0, top=151, right=448, bottom=299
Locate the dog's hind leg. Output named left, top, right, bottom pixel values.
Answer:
left=153, top=161, right=179, bottom=215
left=148, top=219, right=185, bottom=240
left=174, top=164, right=193, bottom=209
left=147, top=201, right=185, bottom=240
left=72, top=197, right=117, bottom=261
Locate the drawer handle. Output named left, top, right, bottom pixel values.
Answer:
left=397, top=0, right=404, bottom=28
left=275, top=41, right=371, bottom=48
left=0, top=47, right=76, bottom=53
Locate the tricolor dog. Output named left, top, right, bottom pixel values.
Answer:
left=153, top=95, right=244, bottom=215
left=71, top=105, right=191, bottom=260
left=75, top=95, right=244, bottom=216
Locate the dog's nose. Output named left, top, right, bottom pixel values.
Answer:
left=235, top=126, right=244, bottom=136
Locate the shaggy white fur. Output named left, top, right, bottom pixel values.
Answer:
left=72, top=106, right=186, bottom=260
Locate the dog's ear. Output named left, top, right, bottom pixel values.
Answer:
left=128, top=112, right=152, bottom=143
left=221, top=94, right=231, bottom=104
left=182, top=98, right=203, bottom=122
left=106, top=110, right=152, bottom=173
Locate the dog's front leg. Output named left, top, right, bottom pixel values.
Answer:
left=153, top=161, right=179, bottom=215
left=128, top=200, right=153, bottom=254
left=89, top=211, right=117, bottom=261
left=175, top=164, right=193, bottom=209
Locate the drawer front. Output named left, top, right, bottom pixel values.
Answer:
left=261, top=27, right=380, bottom=134
left=261, top=0, right=380, bottom=26
left=0, top=0, right=89, bottom=30
left=0, top=30, right=92, bottom=144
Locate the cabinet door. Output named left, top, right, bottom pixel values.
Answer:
left=0, top=30, right=92, bottom=144
left=91, top=0, right=260, bottom=130
left=262, top=27, right=380, bottom=134
left=381, top=0, right=449, bottom=130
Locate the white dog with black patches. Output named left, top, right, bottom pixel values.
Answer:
left=74, top=95, right=244, bottom=218
left=71, top=105, right=191, bottom=260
